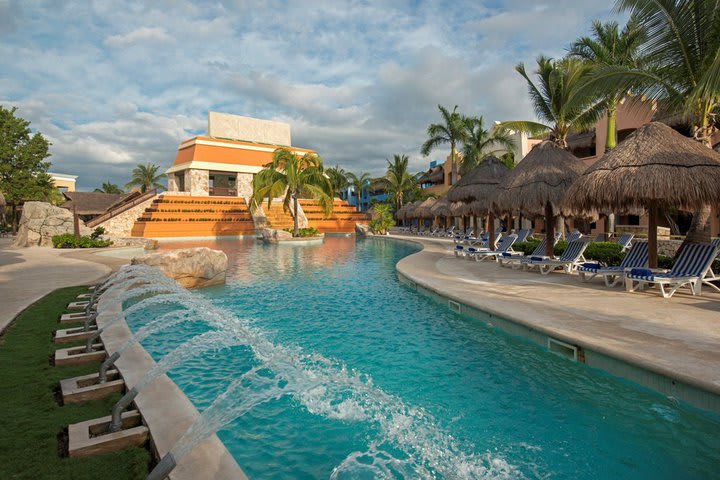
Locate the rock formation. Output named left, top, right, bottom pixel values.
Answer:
left=131, top=247, right=228, bottom=288
left=13, top=201, right=91, bottom=247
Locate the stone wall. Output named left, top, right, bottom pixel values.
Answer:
left=97, top=195, right=158, bottom=237
left=167, top=173, right=179, bottom=192
left=13, top=201, right=91, bottom=247
left=658, top=239, right=683, bottom=257
left=236, top=173, right=253, bottom=200
left=187, top=169, right=209, bottom=196
left=208, top=112, right=291, bottom=145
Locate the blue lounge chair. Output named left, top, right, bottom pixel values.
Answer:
left=578, top=241, right=649, bottom=287
left=515, top=228, right=532, bottom=243
left=615, top=233, right=634, bottom=252
left=624, top=243, right=720, bottom=298
left=498, top=235, right=558, bottom=268
left=524, top=239, right=591, bottom=275
left=566, top=230, right=583, bottom=243
left=469, top=234, right=518, bottom=262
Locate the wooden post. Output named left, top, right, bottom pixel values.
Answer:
left=488, top=212, right=496, bottom=250
left=648, top=201, right=658, bottom=268
left=545, top=202, right=555, bottom=258
left=73, top=205, right=81, bottom=241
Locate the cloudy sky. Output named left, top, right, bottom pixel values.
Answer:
left=1, top=0, right=622, bottom=190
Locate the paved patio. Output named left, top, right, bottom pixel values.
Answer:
left=390, top=234, right=720, bottom=409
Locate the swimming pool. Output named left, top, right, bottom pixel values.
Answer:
left=127, top=237, right=720, bottom=479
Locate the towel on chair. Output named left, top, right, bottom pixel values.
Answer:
left=582, top=262, right=601, bottom=270
left=530, top=256, right=544, bottom=261
left=629, top=268, right=653, bottom=277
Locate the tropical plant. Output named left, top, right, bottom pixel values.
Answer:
left=0, top=106, right=53, bottom=232
left=94, top=182, right=124, bottom=194
left=583, top=0, right=720, bottom=245
left=498, top=56, right=607, bottom=149
left=500, top=151, right=516, bottom=169
left=325, top=165, right=348, bottom=197
left=251, top=148, right=333, bottom=237
left=125, top=163, right=165, bottom=193
left=346, top=172, right=371, bottom=212
left=382, top=154, right=417, bottom=209
left=421, top=105, right=470, bottom=185
left=459, top=116, right=516, bottom=174
left=368, top=203, right=395, bottom=234
left=568, top=16, right=647, bottom=150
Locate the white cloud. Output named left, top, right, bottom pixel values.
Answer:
left=105, top=26, right=172, bottom=48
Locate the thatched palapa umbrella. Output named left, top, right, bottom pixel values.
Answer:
left=565, top=122, right=720, bottom=267
left=415, top=197, right=437, bottom=218
left=448, top=156, right=509, bottom=248
left=497, top=140, right=586, bottom=257
left=430, top=197, right=451, bottom=228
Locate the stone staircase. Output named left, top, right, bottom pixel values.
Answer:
left=262, top=202, right=296, bottom=231
left=130, top=195, right=255, bottom=238
left=299, top=199, right=367, bottom=233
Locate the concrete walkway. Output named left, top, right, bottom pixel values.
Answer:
left=390, top=234, right=720, bottom=411
left=0, top=239, right=113, bottom=332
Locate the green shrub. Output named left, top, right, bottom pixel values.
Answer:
left=52, top=233, right=113, bottom=248
left=512, top=239, right=541, bottom=255
left=90, top=226, right=106, bottom=240
left=368, top=203, right=394, bottom=234
left=283, top=227, right=320, bottom=237
left=584, top=242, right=624, bottom=266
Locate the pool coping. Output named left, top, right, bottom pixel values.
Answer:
left=377, top=234, right=720, bottom=415
left=97, top=291, right=247, bottom=480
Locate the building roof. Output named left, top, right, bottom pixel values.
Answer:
left=60, top=191, right=130, bottom=215
left=167, top=136, right=316, bottom=175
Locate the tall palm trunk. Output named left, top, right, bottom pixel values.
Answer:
left=293, top=194, right=299, bottom=237
left=605, top=99, right=618, bottom=150
left=450, top=142, right=458, bottom=185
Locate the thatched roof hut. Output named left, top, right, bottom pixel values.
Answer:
left=414, top=197, right=437, bottom=218
left=497, top=141, right=587, bottom=256
left=566, top=122, right=720, bottom=267
left=398, top=200, right=422, bottom=220
left=450, top=201, right=466, bottom=217
left=447, top=156, right=510, bottom=212
left=430, top=197, right=451, bottom=217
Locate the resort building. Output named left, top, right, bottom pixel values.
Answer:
left=92, top=112, right=366, bottom=238
left=49, top=172, right=77, bottom=192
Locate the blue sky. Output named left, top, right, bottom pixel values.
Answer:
left=1, top=0, right=620, bottom=190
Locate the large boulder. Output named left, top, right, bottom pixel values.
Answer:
left=260, top=228, right=292, bottom=244
left=355, top=222, right=371, bottom=236
left=131, top=247, right=228, bottom=289
left=13, top=201, right=91, bottom=247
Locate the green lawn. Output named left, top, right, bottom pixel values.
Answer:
left=0, top=286, right=150, bottom=479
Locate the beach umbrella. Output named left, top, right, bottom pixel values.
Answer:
left=415, top=197, right=437, bottom=219
left=448, top=155, right=510, bottom=248
left=565, top=122, right=720, bottom=267
left=497, top=140, right=586, bottom=257
left=430, top=197, right=451, bottom=228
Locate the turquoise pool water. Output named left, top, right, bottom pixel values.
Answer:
left=128, top=237, right=720, bottom=479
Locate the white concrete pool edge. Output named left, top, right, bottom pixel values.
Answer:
left=375, top=235, right=720, bottom=415
left=98, top=290, right=247, bottom=480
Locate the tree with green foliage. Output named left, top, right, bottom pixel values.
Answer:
left=325, top=165, right=348, bottom=197
left=252, top=148, right=333, bottom=237
left=498, top=57, right=606, bottom=149
left=382, top=154, right=418, bottom=209
left=500, top=151, right=516, bottom=169
left=0, top=106, right=53, bottom=232
left=368, top=203, right=395, bottom=234
left=346, top=172, right=371, bottom=212
left=124, top=163, right=165, bottom=193
left=460, top=116, right=516, bottom=174
left=581, top=0, right=720, bottom=246
left=568, top=16, right=647, bottom=150
left=94, top=182, right=124, bottom=194
left=421, top=105, right=469, bottom=185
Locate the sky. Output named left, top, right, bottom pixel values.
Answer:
left=1, top=0, right=622, bottom=191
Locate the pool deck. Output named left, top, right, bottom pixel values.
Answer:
left=387, top=234, right=720, bottom=413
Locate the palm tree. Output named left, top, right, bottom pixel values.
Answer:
left=251, top=148, right=333, bottom=237
left=459, top=116, right=516, bottom=174
left=421, top=105, right=469, bottom=185
left=94, top=182, right=124, bottom=194
left=346, top=172, right=371, bottom=212
left=569, top=17, right=647, bottom=150
left=382, top=154, right=417, bottom=209
left=498, top=56, right=607, bottom=149
left=585, top=0, right=720, bottom=244
left=325, top=165, right=348, bottom=198
left=125, top=163, right=165, bottom=193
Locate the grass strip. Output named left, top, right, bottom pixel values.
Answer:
left=0, top=286, right=150, bottom=479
